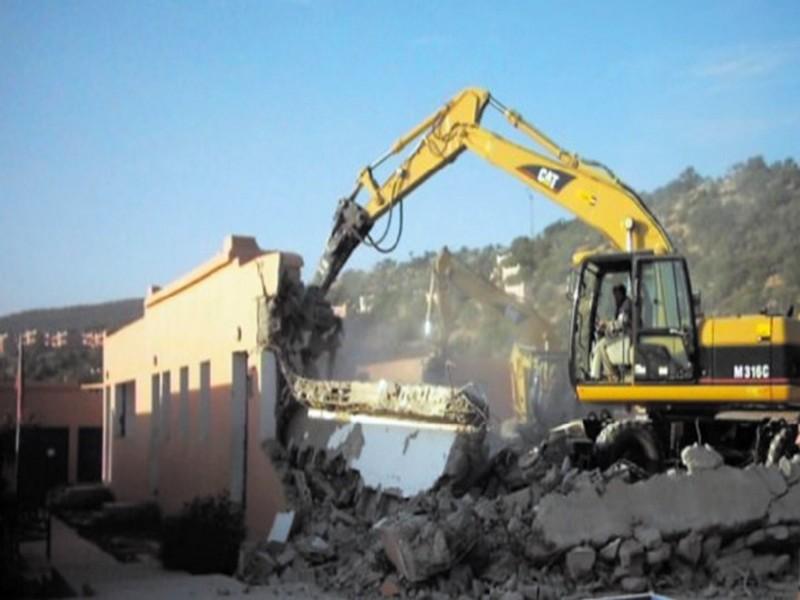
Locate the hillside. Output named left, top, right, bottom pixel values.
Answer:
left=4, top=156, right=798, bottom=381
left=0, top=298, right=143, bottom=336
left=329, top=156, right=800, bottom=365
left=0, top=298, right=143, bottom=383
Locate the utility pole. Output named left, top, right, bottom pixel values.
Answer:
left=527, top=190, right=535, bottom=238
left=14, top=336, right=25, bottom=495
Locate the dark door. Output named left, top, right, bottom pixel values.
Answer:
left=18, top=427, right=69, bottom=508
left=77, top=427, right=102, bottom=482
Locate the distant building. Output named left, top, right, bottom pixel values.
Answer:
left=103, top=235, right=300, bottom=536
left=501, top=263, right=521, bottom=281
left=45, top=330, right=74, bottom=349
left=0, top=333, right=8, bottom=356
left=503, top=281, right=528, bottom=302
left=494, top=252, right=528, bottom=302
left=21, top=329, right=40, bottom=347
left=82, top=330, right=105, bottom=349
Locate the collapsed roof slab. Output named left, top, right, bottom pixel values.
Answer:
left=281, top=375, right=489, bottom=497
left=287, top=374, right=488, bottom=427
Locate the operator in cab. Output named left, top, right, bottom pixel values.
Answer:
left=591, top=284, right=633, bottom=382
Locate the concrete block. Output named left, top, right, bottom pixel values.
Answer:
left=268, top=511, right=296, bottom=545
left=241, top=551, right=277, bottom=583
left=634, top=525, right=662, bottom=550
left=599, top=538, right=621, bottom=562
left=676, top=532, right=703, bottom=565
left=712, top=548, right=753, bottom=572
left=681, top=443, right=723, bottom=473
left=275, top=546, right=298, bottom=568
left=531, top=466, right=783, bottom=553
left=620, top=576, right=649, bottom=593
left=565, top=545, right=596, bottom=580
left=503, top=486, right=532, bottom=516
left=749, top=553, right=791, bottom=578
left=295, top=535, right=334, bottom=564
left=380, top=576, right=401, bottom=597
left=379, top=506, right=478, bottom=582
left=646, top=543, right=671, bottom=566
left=506, top=516, right=523, bottom=535
left=763, top=524, right=790, bottom=543
left=618, top=539, right=644, bottom=575
left=778, top=455, right=800, bottom=485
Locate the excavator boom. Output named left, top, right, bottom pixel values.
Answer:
left=313, top=87, right=672, bottom=293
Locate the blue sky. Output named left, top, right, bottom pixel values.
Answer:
left=1, top=1, right=798, bottom=315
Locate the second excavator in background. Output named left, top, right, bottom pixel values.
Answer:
left=423, top=246, right=578, bottom=429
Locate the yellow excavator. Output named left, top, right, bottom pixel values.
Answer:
left=311, top=87, right=800, bottom=470
left=423, top=246, right=576, bottom=426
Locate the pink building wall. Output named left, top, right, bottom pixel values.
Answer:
left=103, top=236, right=296, bottom=538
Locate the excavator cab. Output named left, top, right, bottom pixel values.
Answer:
left=569, top=252, right=698, bottom=386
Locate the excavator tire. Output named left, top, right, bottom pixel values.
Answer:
left=766, top=426, right=798, bottom=466
left=595, top=419, right=663, bottom=474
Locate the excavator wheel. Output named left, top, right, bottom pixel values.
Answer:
left=594, top=419, right=663, bottom=474
left=765, top=425, right=799, bottom=466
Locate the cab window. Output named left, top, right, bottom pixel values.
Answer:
left=639, top=260, right=692, bottom=331
left=635, top=259, right=695, bottom=381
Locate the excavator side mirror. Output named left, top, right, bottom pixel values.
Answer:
left=693, top=291, right=704, bottom=320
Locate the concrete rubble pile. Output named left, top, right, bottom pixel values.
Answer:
left=238, top=439, right=800, bottom=598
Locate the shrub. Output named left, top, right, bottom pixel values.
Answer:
left=160, top=492, right=245, bottom=575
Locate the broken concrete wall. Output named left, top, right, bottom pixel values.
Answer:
left=282, top=405, right=486, bottom=497
left=278, top=368, right=489, bottom=498
left=532, top=464, right=790, bottom=553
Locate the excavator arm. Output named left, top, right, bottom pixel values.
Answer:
left=312, top=87, right=672, bottom=293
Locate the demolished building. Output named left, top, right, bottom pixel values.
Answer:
left=102, top=235, right=488, bottom=536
